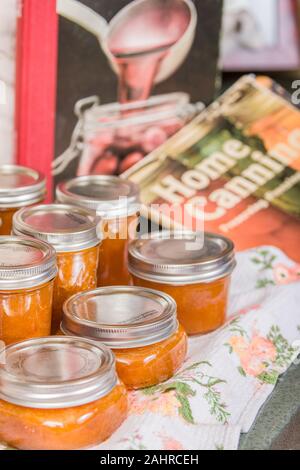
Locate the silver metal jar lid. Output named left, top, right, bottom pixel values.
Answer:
left=0, top=165, right=46, bottom=208
left=56, top=175, right=140, bottom=219
left=128, top=231, right=236, bottom=285
left=0, top=336, right=118, bottom=409
left=62, top=286, right=178, bottom=349
left=13, top=204, right=100, bottom=252
left=0, top=236, right=57, bottom=290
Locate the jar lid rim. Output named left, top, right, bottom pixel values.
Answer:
left=128, top=230, right=236, bottom=284
left=0, top=236, right=57, bottom=289
left=13, top=204, right=101, bottom=252
left=0, top=337, right=117, bottom=408
left=62, top=286, right=178, bottom=349
left=0, top=165, right=46, bottom=207
left=56, top=175, right=140, bottom=218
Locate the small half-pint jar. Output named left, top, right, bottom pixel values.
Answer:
left=62, top=286, right=187, bottom=389
left=128, top=231, right=236, bottom=335
left=13, top=204, right=101, bottom=334
left=0, top=236, right=57, bottom=345
left=56, top=175, right=140, bottom=286
left=0, top=336, right=128, bottom=450
left=0, top=165, right=46, bottom=235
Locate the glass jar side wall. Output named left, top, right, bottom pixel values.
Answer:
left=0, top=383, right=128, bottom=450
left=114, top=325, right=187, bottom=389
left=52, top=245, right=99, bottom=333
left=0, top=280, right=54, bottom=345
left=132, top=275, right=231, bottom=335
left=98, top=215, right=138, bottom=286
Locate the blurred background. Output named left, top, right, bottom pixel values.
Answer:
left=1, top=0, right=299, bottom=166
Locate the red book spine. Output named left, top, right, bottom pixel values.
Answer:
left=15, top=0, right=58, bottom=200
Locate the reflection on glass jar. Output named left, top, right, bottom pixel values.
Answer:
left=0, top=237, right=57, bottom=345
left=13, top=204, right=100, bottom=334
left=0, top=165, right=46, bottom=235
left=128, top=231, right=236, bottom=335
left=56, top=175, right=140, bottom=286
left=0, top=337, right=128, bottom=450
left=62, top=286, right=187, bottom=389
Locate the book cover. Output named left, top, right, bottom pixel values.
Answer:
left=52, top=0, right=223, bottom=187
left=124, top=75, right=300, bottom=261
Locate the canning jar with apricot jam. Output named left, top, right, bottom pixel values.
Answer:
left=128, top=231, right=236, bottom=335
left=0, top=165, right=46, bottom=235
left=0, top=236, right=57, bottom=345
left=62, top=286, right=187, bottom=389
left=56, top=176, right=140, bottom=286
left=13, top=204, right=100, bottom=334
left=0, top=337, right=128, bottom=450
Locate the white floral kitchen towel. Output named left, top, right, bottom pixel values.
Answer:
left=94, top=245, right=300, bottom=450
left=0, top=246, right=299, bottom=451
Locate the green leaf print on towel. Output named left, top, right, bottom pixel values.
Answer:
left=142, top=361, right=230, bottom=424
left=250, top=249, right=276, bottom=289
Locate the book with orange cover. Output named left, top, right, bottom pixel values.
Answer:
left=124, top=75, right=300, bottom=261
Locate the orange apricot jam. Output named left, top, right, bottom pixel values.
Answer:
left=62, top=286, right=188, bottom=389
left=0, top=165, right=46, bottom=235
left=13, top=204, right=100, bottom=333
left=114, top=324, right=187, bottom=389
left=98, top=214, right=138, bottom=286
left=0, top=337, right=128, bottom=450
left=132, top=276, right=231, bottom=336
left=128, top=231, right=236, bottom=335
left=52, top=246, right=99, bottom=333
left=0, top=236, right=57, bottom=345
left=0, top=207, right=19, bottom=236
left=56, top=175, right=140, bottom=286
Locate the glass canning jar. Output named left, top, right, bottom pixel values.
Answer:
left=0, top=337, right=128, bottom=450
left=52, top=93, right=200, bottom=177
left=13, top=204, right=101, bottom=334
left=56, top=175, right=140, bottom=286
left=0, top=236, right=57, bottom=345
left=62, top=286, right=187, bottom=389
left=0, top=165, right=46, bottom=235
left=128, top=231, right=236, bottom=335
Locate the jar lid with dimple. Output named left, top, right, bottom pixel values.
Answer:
left=13, top=204, right=101, bottom=252
left=56, top=175, right=140, bottom=219
left=128, top=231, right=236, bottom=285
left=0, top=165, right=46, bottom=208
left=0, top=236, right=57, bottom=290
left=0, top=337, right=118, bottom=409
left=62, top=286, right=178, bottom=349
